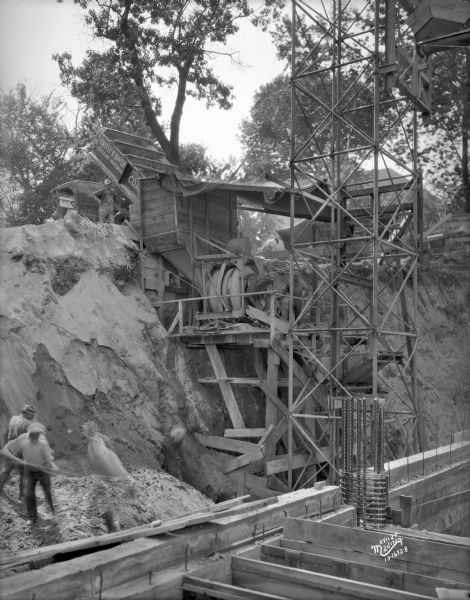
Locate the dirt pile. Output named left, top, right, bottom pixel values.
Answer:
left=0, top=468, right=212, bottom=559
left=0, top=212, right=235, bottom=553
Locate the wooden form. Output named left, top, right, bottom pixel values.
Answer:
left=184, top=554, right=438, bottom=600
left=387, top=459, right=470, bottom=534
left=282, top=518, right=470, bottom=585
left=3, top=446, right=469, bottom=599
left=257, top=540, right=468, bottom=596
left=1, top=487, right=341, bottom=600
left=201, top=332, right=335, bottom=493
left=183, top=506, right=469, bottom=600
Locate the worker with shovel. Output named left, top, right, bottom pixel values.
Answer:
left=0, top=404, right=37, bottom=498
left=1, top=422, right=58, bottom=524
left=82, top=421, right=134, bottom=533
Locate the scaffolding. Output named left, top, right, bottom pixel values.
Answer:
left=285, top=0, right=426, bottom=489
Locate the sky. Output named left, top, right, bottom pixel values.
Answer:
left=0, top=0, right=285, bottom=161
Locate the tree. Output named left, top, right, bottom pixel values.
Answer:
left=239, top=74, right=292, bottom=180
left=179, top=143, right=226, bottom=179
left=240, top=14, right=375, bottom=182
left=240, top=10, right=468, bottom=216
left=421, top=48, right=470, bottom=213
left=55, top=0, right=284, bottom=166
left=0, top=84, right=74, bottom=225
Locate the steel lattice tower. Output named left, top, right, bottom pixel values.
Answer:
left=285, top=0, right=427, bottom=489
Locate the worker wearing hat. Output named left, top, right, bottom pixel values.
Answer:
left=5, top=405, right=36, bottom=443
left=0, top=405, right=37, bottom=498
left=22, top=422, right=58, bottom=523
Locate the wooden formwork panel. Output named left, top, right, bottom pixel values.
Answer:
left=282, top=517, right=470, bottom=585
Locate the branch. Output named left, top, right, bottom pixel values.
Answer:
left=117, top=1, right=174, bottom=160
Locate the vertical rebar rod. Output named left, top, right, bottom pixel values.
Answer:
left=450, top=410, right=453, bottom=465
left=412, top=108, right=421, bottom=452
left=287, top=0, right=297, bottom=492
left=356, top=397, right=363, bottom=525
left=461, top=411, right=465, bottom=463
left=362, top=397, right=368, bottom=528
left=378, top=399, right=385, bottom=473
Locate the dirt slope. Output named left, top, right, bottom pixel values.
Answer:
left=0, top=213, right=235, bottom=554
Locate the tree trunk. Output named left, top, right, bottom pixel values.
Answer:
left=463, top=49, right=470, bottom=213
left=119, top=1, right=180, bottom=165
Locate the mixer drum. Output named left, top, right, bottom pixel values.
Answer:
left=206, top=263, right=257, bottom=312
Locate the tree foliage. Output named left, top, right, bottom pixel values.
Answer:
left=421, top=49, right=470, bottom=213
left=0, top=84, right=74, bottom=225
left=240, top=14, right=375, bottom=182
left=55, top=0, right=284, bottom=165
left=240, top=9, right=469, bottom=215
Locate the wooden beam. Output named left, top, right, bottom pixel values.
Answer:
left=195, top=433, right=259, bottom=454
left=199, top=377, right=261, bottom=385
left=258, top=424, right=275, bottom=447
left=231, top=556, right=435, bottom=600
left=224, top=447, right=265, bottom=473
left=206, top=344, right=245, bottom=429
left=265, top=447, right=330, bottom=476
left=452, top=429, right=470, bottom=443
left=265, top=349, right=279, bottom=461
left=2, top=488, right=342, bottom=600
left=386, top=441, right=470, bottom=486
left=265, top=453, right=313, bottom=475
left=380, top=526, right=470, bottom=548
left=283, top=518, right=470, bottom=585
left=258, top=381, right=288, bottom=416
left=230, top=473, right=282, bottom=500
left=246, top=305, right=289, bottom=333
left=183, top=576, right=288, bottom=600
left=262, top=540, right=467, bottom=596
left=224, top=428, right=265, bottom=439
left=270, top=336, right=309, bottom=385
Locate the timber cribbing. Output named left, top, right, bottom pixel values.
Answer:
left=2, top=441, right=470, bottom=600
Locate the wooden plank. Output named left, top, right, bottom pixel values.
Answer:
left=412, top=490, right=470, bottom=528
left=259, top=424, right=275, bottom=446
left=1, top=488, right=340, bottom=600
left=246, top=305, right=289, bottom=333
left=265, top=348, right=279, bottom=461
left=0, top=497, right=247, bottom=570
left=283, top=518, right=470, bottom=584
left=183, top=576, right=289, bottom=600
left=265, top=448, right=330, bottom=475
left=265, top=453, right=312, bottom=475
left=224, top=447, right=265, bottom=473
left=206, top=344, right=245, bottom=429
left=258, top=381, right=288, bottom=416
left=380, top=526, right=470, bottom=548
left=267, top=475, right=289, bottom=494
left=200, top=378, right=261, bottom=385
left=225, top=428, right=266, bottom=439
left=320, top=506, right=356, bottom=526
left=231, top=556, right=435, bottom=600
left=452, top=429, right=470, bottom=443
left=195, top=433, right=259, bottom=454
left=386, top=441, right=470, bottom=486
left=241, top=474, right=283, bottom=499
left=262, top=541, right=467, bottom=596
left=270, top=336, right=309, bottom=385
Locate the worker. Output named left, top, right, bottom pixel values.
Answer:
left=21, top=423, right=58, bottom=524
left=82, top=421, right=133, bottom=532
left=91, top=180, right=116, bottom=224
left=4, top=404, right=36, bottom=443
left=161, top=424, right=186, bottom=480
left=0, top=404, right=36, bottom=497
